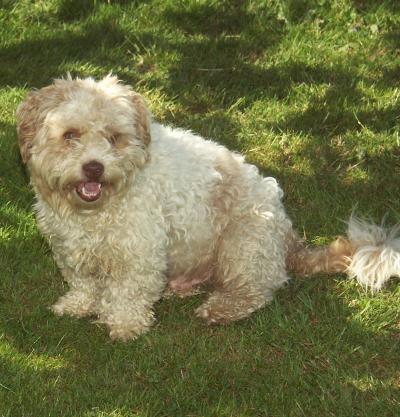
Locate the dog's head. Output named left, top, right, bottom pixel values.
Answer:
left=16, top=75, right=151, bottom=211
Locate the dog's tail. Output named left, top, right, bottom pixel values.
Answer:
left=286, top=216, right=400, bottom=291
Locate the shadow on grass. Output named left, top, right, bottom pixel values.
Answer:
left=0, top=19, right=129, bottom=88
left=162, top=0, right=285, bottom=37
left=270, top=84, right=400, bottom=136
left=351, top=0, right=400, bottom=13
left=54, top=0, right=148, bottom=23
left=1, top=1, right=398, bottom=138
left=0, top=121, right=33, bottom=212
left=156, top=1, right=400, bottom=231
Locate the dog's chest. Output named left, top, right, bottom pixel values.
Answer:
left=37, top=201, right=167, bottom=278
left=44, top=220, right=128, bottom=277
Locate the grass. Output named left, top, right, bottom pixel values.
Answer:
left=0, top=0, right=399, bottom=416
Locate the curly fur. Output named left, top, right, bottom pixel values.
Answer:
left=15, top=76, right=399, bottom=340
left=347, top=216, right=400, bottom=290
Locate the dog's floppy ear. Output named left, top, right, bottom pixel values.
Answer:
left=130, top=93, right=151, bottom=146
left=16, top=90, right=43, bottom=164
left=16, top=85, right=58, bottom=164
left=16, top=84, right=65, bottom=164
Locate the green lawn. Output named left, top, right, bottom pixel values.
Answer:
left=0, top=1, right=399, bottom=416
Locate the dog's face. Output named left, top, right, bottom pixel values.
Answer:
left=16, top=76, right=150, bottom=211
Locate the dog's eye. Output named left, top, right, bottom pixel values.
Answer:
left=63, top=130, right=80, bottom=140
left=108, top=134, right=119, bottom=145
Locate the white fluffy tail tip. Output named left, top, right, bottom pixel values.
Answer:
left=347, top=216, right=400, bottom=291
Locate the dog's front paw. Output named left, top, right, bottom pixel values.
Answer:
left=50, top=301, right=68, bottom=316
left=51, top=291, right=96, bottom=318
left=50, top=300, right=88, bottom=318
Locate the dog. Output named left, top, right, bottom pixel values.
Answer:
left=15, top=75, right=400, bottom=341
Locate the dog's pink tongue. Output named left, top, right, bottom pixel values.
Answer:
left=84, top=182, right=101, bottom=193
left=77, top=182, right=102, bottom=202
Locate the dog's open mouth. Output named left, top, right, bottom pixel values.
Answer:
left=75, top=182, right=102, bottom=202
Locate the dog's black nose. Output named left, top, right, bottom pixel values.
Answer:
left=82, top=160, right=104, bottom=180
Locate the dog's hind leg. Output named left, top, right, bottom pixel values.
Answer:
left=196, top=213, right=290, bottom=323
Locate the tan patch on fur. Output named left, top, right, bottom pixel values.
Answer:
left=166, top=151, right=241, bottom=299
left=286, top=232, right=356, bottom=276
left=16, top=86, right=65, bottom=163
left=212, top=151, right=241, bottom=220
left=196, top=151, right=244, bottom=294
left=130, top=93, right=151, bottom=146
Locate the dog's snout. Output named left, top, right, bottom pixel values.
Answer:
left=82, top=160, right=104, bottom=179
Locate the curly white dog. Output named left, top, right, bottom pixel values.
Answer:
left=16, top=76, right=400, bottom=341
